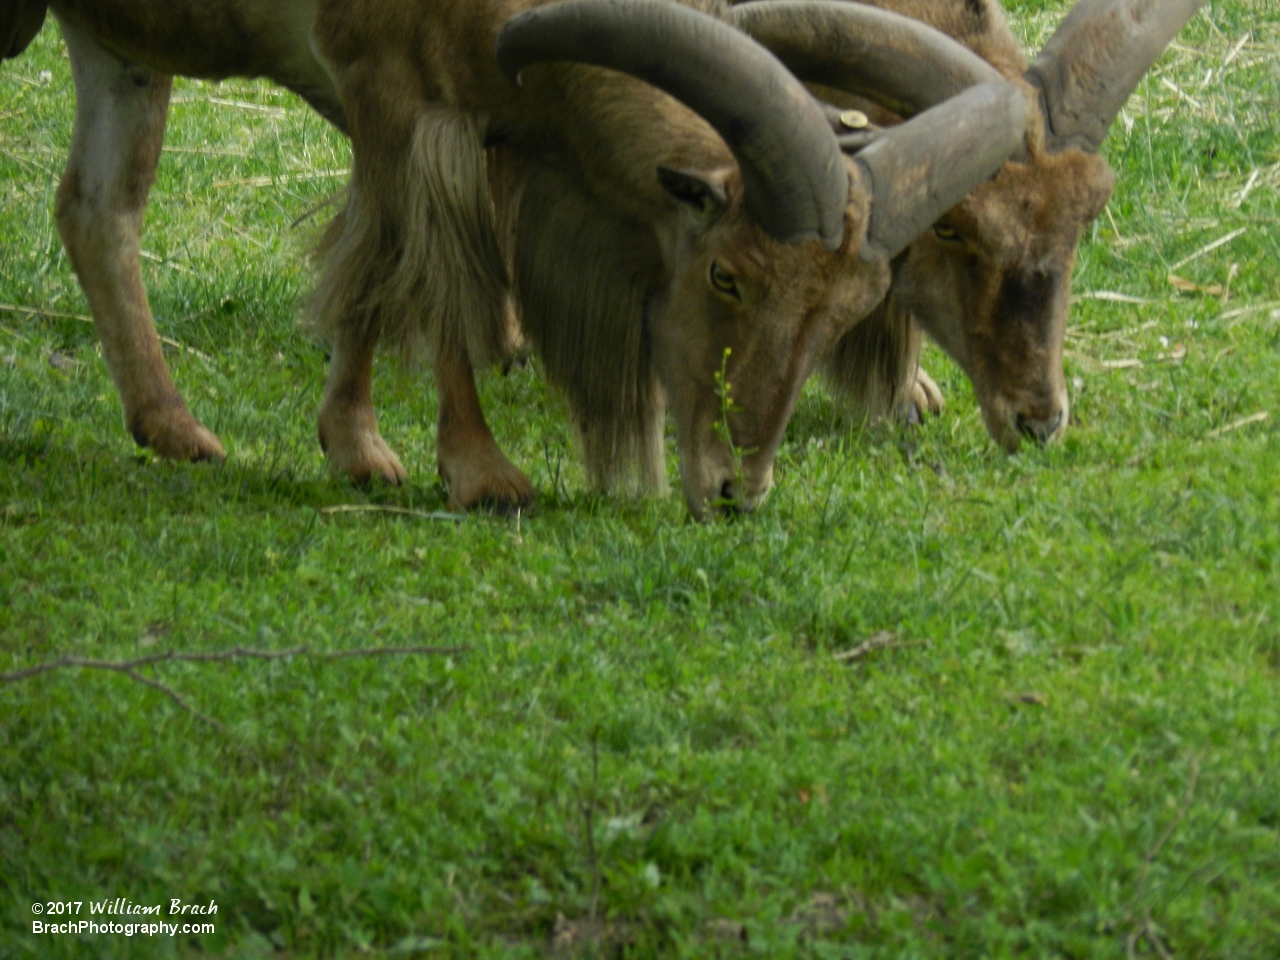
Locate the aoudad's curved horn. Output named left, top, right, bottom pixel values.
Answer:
left=855, top=81, right=1026, bottom=262
left=496, top=0, right=848, bottom=251
left=1027, top=0, right=1205, bottom=153
left=730, top=0, right=1005, bottom=118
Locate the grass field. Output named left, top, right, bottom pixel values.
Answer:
left=1, top=2, right=1278, bottom=957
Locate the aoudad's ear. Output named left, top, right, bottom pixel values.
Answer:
left=657, top=166, right=730, bottom=225
left=660, top=170, right=732, bottom=218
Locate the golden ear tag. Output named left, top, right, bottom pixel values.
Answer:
left=839, top=110, right=869, bottom=130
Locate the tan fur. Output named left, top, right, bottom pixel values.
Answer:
left=308, top=107, right=508, bottom=372
left=511, top=161, right=668, bottom=495
left=819, top=293, right=922, bottom=423
left=51, top=15, right=225, bottom=462
left=30, top=0, right=984, bottom=516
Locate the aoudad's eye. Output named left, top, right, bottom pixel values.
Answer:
left=709, top=261, right=739, bottom=298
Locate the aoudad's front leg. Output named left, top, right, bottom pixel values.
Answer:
left=54, top=15, right=223, bottom=461
left=316, top=319, right=408, bottom=485
left=434, top=345, right=534, bottom=512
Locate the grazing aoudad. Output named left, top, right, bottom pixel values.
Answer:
left=3, top=0, right=1026, bottom=516
left=732, top=0, right=1203, bottom=449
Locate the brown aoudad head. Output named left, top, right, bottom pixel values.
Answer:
left=735, top=0, right=1204, bottom=451
left=898, top=0, right=1204, bottom=450
left=499, top=0, right=1026, bottom=517
left=900, top=138, right=1111, bottom=449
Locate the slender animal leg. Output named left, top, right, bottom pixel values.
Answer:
left=434, top=348, right=533, bottom=512
left=308, top=45, right=528, bottom=507
left=54, top=16, right=223, bottom=461
left=316, top=322, right=407, bottom=484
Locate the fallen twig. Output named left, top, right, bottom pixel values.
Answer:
left=1, top=644, right=466, bottom=732
left=120, top=668, right=227, bottom=732
left=1123, top=756, right=1201, bottom=958
left=1, top=644, right=467, bottom=683
left=1127, top=911, right=1175, bottom=960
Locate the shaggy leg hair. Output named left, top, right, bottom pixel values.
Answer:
left=820, top=295, right=923, bottom=424
left=511, top=163, right=667, bottom=496
left=306, top=107, right=508, bottom=371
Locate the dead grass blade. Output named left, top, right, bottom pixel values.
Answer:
left=1168, top=274, right=1222, bottom=296
left=1234, top=168, right=1259, bottom=207
left=1074, top=291, right=1152, bottom=304
left=0, top=302, right=213, bottom=363
left=170, top=95, right=287, bottom=119
left=1153, top=343, right=1187, bottom=364
left=1219, top=301, right=1280, bottom=326
left=1169, top=227, right=1247, bottom=271
left=1221, top=31, right=1251, bottom=69
left=320, top=504, right=466, bottom=522
left=1205, top=411, right=1269, bottom=438
left=834, top=630, right=924, bottom=663
left=291, top=187, right=348, bottom=228
left=211, top=169, right=349, bottom=189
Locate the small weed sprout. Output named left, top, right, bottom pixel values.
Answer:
left=712, top=348, right=738, bottom=451
left=712, top=347, right=756, bottom=508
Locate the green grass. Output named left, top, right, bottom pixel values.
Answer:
left=1, top=2, right=1278, bottom=957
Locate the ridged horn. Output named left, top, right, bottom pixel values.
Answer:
left=496, top=0, right=848, bottom=251
left=731, top=0, right=1005, bottom=118
left=855, top=81, right=1026, bottom=261
left=1027, top=0, right=1205, bottom=153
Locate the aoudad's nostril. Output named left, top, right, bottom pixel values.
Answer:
left=719, top=478, right=736, bottom=502
left=1016, top=410, right=1064, bottom=445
